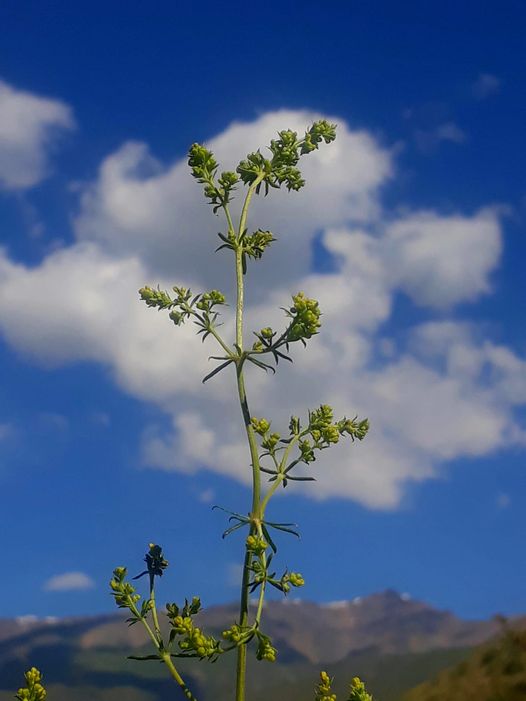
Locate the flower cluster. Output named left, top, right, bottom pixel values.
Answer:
left=251, top=417, right=271, bottom=435
left=15, top=668, right=46, bottom=701
left=255, top=631, right=277, bottom=662
left=188, top=143, right=239, bottom=213
left=242, top=230, right=275, bottom=260
left=251, top=406, right=369, bottom=485
left=237, top=120, right=337, bottom=194
left=298, top=405, right=369, bottom=465
left=348, top=677, right=374, bottom=701
left=246, top=534, right=269, bottom=554
left=222, top=623, right=251, bottom=645
left=138, top=286, right=173, bottom=310
left=196, top=290, right=226, bottom=312
left=301, top=120, right=338, bottom=154
left=285, top=292, right=321, bottom=344
left=313, top=671, right=374, bottom=701
left=248, top=556, right=304, bottom=595
left=315, top=671, right=337, bottom=701
left=110, top=567, right=141, bottom=610
left=139, top=285, right=228, bottom=349
left=166, top=600, right=221, bottom=660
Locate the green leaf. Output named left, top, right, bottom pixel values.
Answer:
left=202, top=359, right=233, bottom=384
left=127, top=654, right=162, bottom=661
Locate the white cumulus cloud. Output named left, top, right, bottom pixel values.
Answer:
left=0, top=78, right=74, bottom=189
left=43, top=571, right=95, bottom=592
left=0, top=108, right=523, bottom=509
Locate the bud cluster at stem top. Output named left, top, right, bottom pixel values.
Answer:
left=299, top=406, right=370, bottom=464
left=315, top=671, right=337, bottom=701
left=188, top=143, right=239, bottom=214
left=15, top=668, right=46, bottom=701
left=188, top=119, right=336, bottom=214
left=286, top=292, right=321, bottom=343
left=237, top=120, right=337, bottom=194
left=348, top=677, right=374, bottom=701
left=313, top=671, right=374, bottom=701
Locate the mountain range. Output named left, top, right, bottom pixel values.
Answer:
left=0, top=590, right=521, bottom=700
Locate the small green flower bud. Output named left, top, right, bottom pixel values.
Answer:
left=16, top=668, right=47, bottom=701
left=289, top=572, right=305, bottom=587
left=222, top=623, right=244, bottom=643
left=256, top=635, right=277, bottom=662
left=314, top=670, right=337, bottom=701
left=169, top=310, right=183, bottom=325
left=251, top=417, right=270, bottom=435
left=246, top=534, right=268, bottom=554
left=322, top=425, right=340, bottom=444
left=139, top=286, right=172, bottom=309
left=260, top=327, right=274, bottom=339
left=347, top=676, right=373, bottom=701
left=289, top=415, right=301, bottom=435
left=261, top=432, right=280, bottom=450
left=340, top=417, right=370, bottom=442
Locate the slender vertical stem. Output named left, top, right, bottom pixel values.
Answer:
left=234, top=173, right=265, bottom=701
left=149, top=574, right=162, bottom=641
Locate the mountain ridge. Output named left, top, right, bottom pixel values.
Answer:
left=0, top=590, right=523, bottom=701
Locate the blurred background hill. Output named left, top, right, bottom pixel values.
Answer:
left=1, top=591, right=523, bottom=700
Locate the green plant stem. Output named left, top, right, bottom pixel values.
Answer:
left=235, top=362, right=262, bottom=701
left=260, top=432, right=304, bottom=515
left=180, top=303, right=234, bottom=358
left=254, top=521, right=267, bottom=628
left=205, top=323, right=234, bottom=357
left=149, top=575, right=162, bottom=641
left=235, top=543, right=252, bottom=701
left=222, top=202, right=236, bottom=239
left=128, top=598, right=198, bottom=701
left=161, top=653, right=200, bottom=701
left=234, top=173, right=265, bottom=701
left=235, top=173, right=265, bottom=349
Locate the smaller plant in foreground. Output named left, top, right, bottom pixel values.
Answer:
left=15, top=668, right=46, bottom=701
left=314, top=671, right=374, bottom=701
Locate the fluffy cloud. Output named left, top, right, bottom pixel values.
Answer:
left=0, top=79, right=74, bottom=189
left=0, top=109, right=523, bottom=508
left=381, top=208, right=502, bottom=308
left=43, top=571, right=95, bottom=592
left=73, top=110, right=392, bottom=293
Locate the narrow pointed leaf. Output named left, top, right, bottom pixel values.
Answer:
left=247, top=356, right=276, bottom=374
left=202, top=360, right=233, bottom=384
left=266, top=523, right=300, bottom=538
left=222, top=521, right=248, bottom=539
left=127, top=654, right=162, bottom=661
left=261, top=523, right=278, bottom=553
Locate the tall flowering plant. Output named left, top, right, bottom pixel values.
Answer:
left=16, top=122, right=373, bottom=701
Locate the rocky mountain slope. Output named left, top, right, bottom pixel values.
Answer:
left=0, top=590, right=518, bottom=701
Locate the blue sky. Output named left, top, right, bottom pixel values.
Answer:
left=0, top=1, right=525, bottom=622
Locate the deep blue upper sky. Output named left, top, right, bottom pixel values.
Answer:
left=0, top=1, right=525, bottom=621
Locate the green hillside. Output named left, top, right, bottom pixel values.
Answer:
left=403, top=625, right=526, bottom=701
left=0, top=637, right=472, bottom=701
